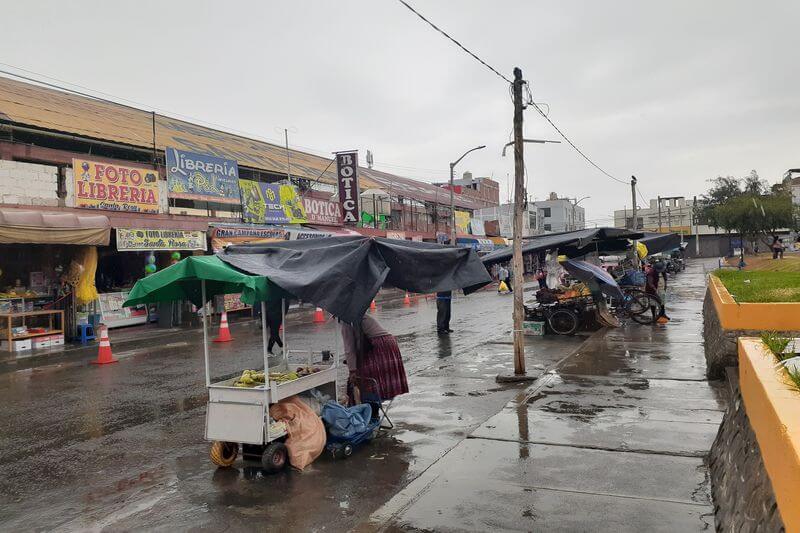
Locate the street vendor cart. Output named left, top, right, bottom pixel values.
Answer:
left=124, top=255, right=339, bottom=472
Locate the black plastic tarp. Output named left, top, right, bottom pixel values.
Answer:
left=639, top=232, right=681, bottom=255
left=218, top=236, right=492, bottom=324
left=481, top=228, right=643, bottom=266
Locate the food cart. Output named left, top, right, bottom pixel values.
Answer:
left=124, top=255, right=339, bottom=472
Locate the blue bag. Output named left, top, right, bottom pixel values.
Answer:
left=321, top=401, right=373, bottom=439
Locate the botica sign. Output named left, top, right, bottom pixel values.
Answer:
left=335, top=151, right=359, bottom=224
left=303, top=197, right=342, bottom=226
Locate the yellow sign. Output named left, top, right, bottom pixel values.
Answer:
left=73, top=158, right=160, bottom=213
left=454, top=210, right=471, bottom=234
left=239, top=180, right=307, bottom=224
left=116, top=229, right=206, bottom=251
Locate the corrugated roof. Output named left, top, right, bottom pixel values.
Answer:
left=0, top=76, right=483, bottom=210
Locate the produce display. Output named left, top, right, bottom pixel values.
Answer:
left=232, top=366, right=325, bottom=388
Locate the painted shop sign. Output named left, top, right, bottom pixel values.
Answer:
left=239, top=180, right=307, bottom=224
left=303, top=197, right=343, bottom=226
left=335, top=151, right=360, bottom=224
left=73, top=158, right=159, bottom=213
left=116, top=228, right=207, bottom=251
left=166, top=147, right=240, bottom=204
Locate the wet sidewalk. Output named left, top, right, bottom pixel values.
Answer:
left=367, top=259, right=727, bottom=532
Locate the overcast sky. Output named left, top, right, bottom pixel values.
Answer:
left=2, top=1, right=799, bottom=225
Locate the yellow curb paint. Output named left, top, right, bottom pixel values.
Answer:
left=709, top=275, right=800, bottom=331
left=739, top=338, right=800, bottom=532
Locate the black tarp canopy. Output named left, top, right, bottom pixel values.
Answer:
left=639, top=232, right=681, bottom=255
left=219, top=236, right=492, bottom=324
left=481, top=228, right=643, bottom=266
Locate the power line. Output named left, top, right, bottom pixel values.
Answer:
left=393, top=2, right=628, bottom=189
left=394, top=0, right=512, bottom=84
left=523, top=84, right=627, bottom=186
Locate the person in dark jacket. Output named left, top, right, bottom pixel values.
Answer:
left=436, top=291, right=453, bottom=334
left=260, top=298, right=290, bottom=354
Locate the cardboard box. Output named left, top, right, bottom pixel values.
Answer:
left=49, top=335, right=65, bottom=346
left=1, top=339, right=33, bottom=351
left=33, top=337, right=51, bottom=349
left=523, top=321, right=545, bottom=336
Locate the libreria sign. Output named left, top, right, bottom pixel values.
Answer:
left=336, top=151, right=360, bottom=224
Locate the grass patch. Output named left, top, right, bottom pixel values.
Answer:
left=714, top=270, right=800, bottom=302
left=761, top=331, right=792, bottom=360
left=723, top=254, right=800, bottom=272
left=759, top=332, right=800, bottom=392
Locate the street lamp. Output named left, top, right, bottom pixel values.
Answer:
left=571, top=196, right=590, bottom=231
left=449, top=145, right=486, bottom=246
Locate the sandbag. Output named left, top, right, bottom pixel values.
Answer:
left=269, top=395, right=325, bottom=470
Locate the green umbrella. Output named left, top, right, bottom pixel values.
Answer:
left=123, top=255, right=272, bottom=307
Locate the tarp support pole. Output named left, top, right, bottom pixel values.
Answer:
left=262, top=300, right=270, bottom=443
left=201, top=279, right=210, bottom=387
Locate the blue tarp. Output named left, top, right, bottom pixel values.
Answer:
left=321, top=401, right=373, bottom=439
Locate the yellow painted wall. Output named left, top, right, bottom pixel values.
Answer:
left=709, top=275, right=800, bottom=331
left=739, top=338, right=800, bottom=532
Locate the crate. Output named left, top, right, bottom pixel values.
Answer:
left=49, top=334, right=65, bottom=346
left=523, top=321, right=545, bottom=336
left=1, top=339, right=33, bottom=351
left=33, top=337, right=51, bottom=349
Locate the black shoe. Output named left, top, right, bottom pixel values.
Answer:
left=446, top=329, right=454, bottom=333
left=437, top=329, right=449, bottom=335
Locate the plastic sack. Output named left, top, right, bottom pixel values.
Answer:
left=269, top=395, right=326, bottom=470
left=321, top=401, right=372, bottom=439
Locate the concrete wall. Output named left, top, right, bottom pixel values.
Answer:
left=0, top=160, right=60, bottom=207
left=709, top=369, right=785, bottom=532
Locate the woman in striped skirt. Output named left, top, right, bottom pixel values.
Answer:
left=341, top=314, right=409, bottom=402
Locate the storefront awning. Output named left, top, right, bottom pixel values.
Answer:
left=0, top=209, right=110, bottom=245
left=456, top=237, right=494, bottom=252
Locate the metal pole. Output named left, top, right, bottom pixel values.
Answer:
left=511, top=67, right=526, bottom=376
left=373, top=195, right=378, bottom=229
left=261, top=300, right=270, bottom=434
left=449, top=162, right=456, bottom=246
left=694, top=195, right=700, bottom=256
left=657, top=196, right=662, bottom=231
left=284, top=128, right=291, bottom=183
left=201, top=280, right=210, bottom=387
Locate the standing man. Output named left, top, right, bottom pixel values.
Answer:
left=436, top=290, right=453, bottom=334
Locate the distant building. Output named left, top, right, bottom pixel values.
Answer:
left=434, top=172, right=500, bottom=209
left=473, top=202, right=543, bottom=238
left=612, top=196, right=722, bottom=235
left=782, top=169, right=800, bottom=206
left=533, top=192, right=585, bottom=233
left=473, top=191, right=584, bottom=237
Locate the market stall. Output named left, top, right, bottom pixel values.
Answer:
left=123, top=237, right=492, bottom=472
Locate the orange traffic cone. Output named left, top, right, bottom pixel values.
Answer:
left=213, top=311, right=234, bottom=343
left=314, top=307, right=325, bottom=323
left=403, top=292, right=411, bottom=306
left=370, top=300, right=377, bottom=311
left=91, top=325, right=118, bottom=365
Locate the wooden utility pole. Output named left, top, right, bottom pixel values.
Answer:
left=511, top=67, right=526, bottom=376
left=630, top=176, right=638, bottom=230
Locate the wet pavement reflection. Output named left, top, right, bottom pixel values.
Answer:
left=369, top=259, right=724, bottom=532
left=0, top=286, right=582, bottom=531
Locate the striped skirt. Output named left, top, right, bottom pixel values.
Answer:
left=354, top=334, right=409, bottom=400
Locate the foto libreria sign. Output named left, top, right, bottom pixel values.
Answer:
left=166, top=147, right=240, bottom=204
left=73, top=158, right=159, bottom=213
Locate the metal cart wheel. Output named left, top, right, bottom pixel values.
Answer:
left=343, top=444, right=354, bottom=458
left=262, top=442, right=288, bottom=474
left=548, top=309, right=579, bottom=335
left=210, top=441, right=239, bottom=468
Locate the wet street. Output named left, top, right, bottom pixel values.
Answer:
left=369, top=259, right=726, bottom=532
left=0, top=284, right=584, bottom=531
left=0, top=260, right=725, bottom=532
